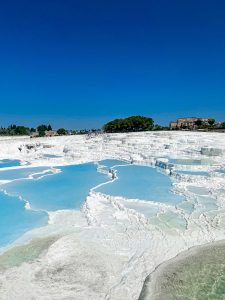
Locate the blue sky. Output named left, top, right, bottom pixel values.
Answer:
left=0, top=0, right=224, bottom=129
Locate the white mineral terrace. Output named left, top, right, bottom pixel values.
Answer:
left=0, top=131, right=225, bottom=299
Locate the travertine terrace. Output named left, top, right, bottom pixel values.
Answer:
left=1, top=131, right=225, bottom=299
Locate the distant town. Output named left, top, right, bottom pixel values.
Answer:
left=0, top=116, right=225, bottom=137
left=169, top=117, right=225, bottom=131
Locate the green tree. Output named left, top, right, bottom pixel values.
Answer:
left=78, top=129, right=89, bottom=134
left=153, top=124, right=169, bottom=131
left=10, top=124, right=17, bottom=130
left=208, top=118, right=215, bottom=126
left=47, top=124, right=52, bottom=131
left=0, top=125, right=29, bottom=136
left=195, top=119, right=203, bottom=127
left=37, top=125, right=48, bottom=132
left=103, top=116, right=154, bottom=133
left=38, top=130, right=45, bottom=137
left=57, top=128, right=67, bottom=135
left=37, top=124, right=48, bottom=137
left=14, top=126, right=30, bottom=135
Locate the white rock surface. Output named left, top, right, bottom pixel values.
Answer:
left=0, top=131, right=225, bottom=299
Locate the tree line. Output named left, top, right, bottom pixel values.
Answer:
left=2, top=116, right=223, bottom=137
left=0, top=116, right=169, bottom=136
left=194, top=118, right=225, bottom=129
left=0, top=124, right=102, bottom=137
left=103, top=116, right=169, bottom=133
left=0, top=125, right=31, bottom=136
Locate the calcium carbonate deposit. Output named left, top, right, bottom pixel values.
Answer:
left=0, top=131, right=225, bottom=299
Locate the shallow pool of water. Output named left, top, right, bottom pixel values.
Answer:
left=187, top=186, right=209, bottom=195
left=0, top=236, right=59, bottom=270
left=120, top=199, right=160, bottom=218
left=43, top=154, right=62, bottom=158
left=0, top=167, right=50, bottom=181
left=170, top=158, right=215, bottom=166
left=2, top=163, right=108, bottom=211
left=177, top=170, right=209, bottom=176
left=0, top=159, right=21, bottom=168
left=0, top=192, right=48, bottom=247
left=0, top=161, right=187, bottom=249
left=216, top=169, right=225, bottom=174
left=139, top=241, right=225, bottom=300
left=99, top=159, right=129, bottom=169
left=96, top=165, right=184, bottom=204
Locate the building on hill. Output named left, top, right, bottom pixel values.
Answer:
left=170, top=118, right=210, bottom=130
left=30, top=130, right=58, bottom=138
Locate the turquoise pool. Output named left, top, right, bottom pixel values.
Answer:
left=99, top=159, right=129, bottom=168
left=0, top=159, right=21, bottom=168
left=0, top=167, right=50, bottom=181
left=0, top=160, right=186, bottom=248
left=2, top=163, right=108, bottom=211
left=0, top=192, right=48, bottom=247
left=96, top=165, right=184, bottom=204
